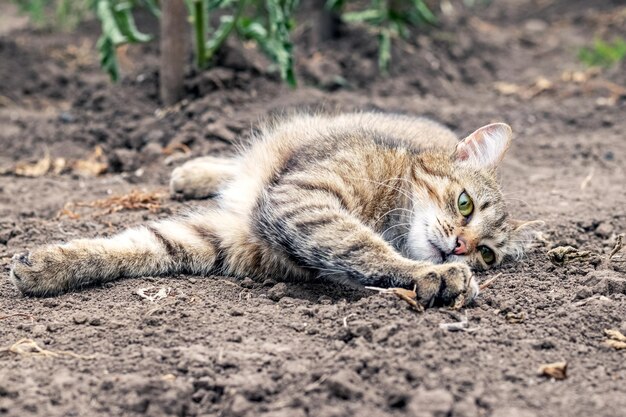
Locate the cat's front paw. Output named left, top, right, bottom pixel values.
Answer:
left=413, top=263, right=478, bottom=308
left=10, top=246, right=70, bottom=297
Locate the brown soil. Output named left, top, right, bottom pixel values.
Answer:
left=1, top=1, right=625, bottom=416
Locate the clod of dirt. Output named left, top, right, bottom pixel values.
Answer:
left=604, top=329, right=626, bottom=350
left=268, top=282, right=288, bottom=301
left=547, top=246, right=601, bottom=266
left=406, top=388, right=454, bottom=417
left=323, top=370, right=363, bottom=400
left=583, top=270, right=626, bottom=296
left=538, top=361, right=567, bottom=380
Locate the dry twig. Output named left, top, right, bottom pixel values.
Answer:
left=365, top=286, right=423, bottom=312
left=1, top=338, right=95, bottom=359
left=479, top=273, right=503, bottom=291
left=608, top=235, right=624, bottom=261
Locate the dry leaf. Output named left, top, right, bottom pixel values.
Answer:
left=604, top=329, right=626, bottom=349
left=14, top=154, right=51, bottom=177
left=538, top=361, right=567, bottom=380
left=72, top=146, right=108, bottom=176
left=606, top=340, right=626, bottom=350
left=605, top=329, right=626, bottom=342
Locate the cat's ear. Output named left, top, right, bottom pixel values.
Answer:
left=454, top=123, right=513, bottom=169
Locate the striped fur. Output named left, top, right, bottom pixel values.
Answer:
left=9, top=112, right=536, bottom=307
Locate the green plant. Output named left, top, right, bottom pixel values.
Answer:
left=95, top=0, right=154, bottom=81
left=579, top=38, right=626, bottom=68
left=329, top=0, right=437, bottom=73
left=12, top=0, right=93, bottom=30
left=93, top=0, right=299, bottom=86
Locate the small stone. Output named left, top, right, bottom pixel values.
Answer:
left=72, top=314, right=88, bottom=325
left=230, top=309, right=244, bottom=317
left=594, top=222, right=613, bottom=239
left=46, top=322, right=63, bottom=333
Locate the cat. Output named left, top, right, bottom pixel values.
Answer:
left=9, top=112, right=537, bottom=308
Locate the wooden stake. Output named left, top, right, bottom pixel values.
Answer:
left=160, top=0, right=189, bottom=106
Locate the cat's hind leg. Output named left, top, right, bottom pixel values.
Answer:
left=9, top=214, right=224, bottom=296
left=170, top=156, right=238, bottom=200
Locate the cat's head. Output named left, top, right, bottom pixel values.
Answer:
left=406, top=123, right=541, bottom=269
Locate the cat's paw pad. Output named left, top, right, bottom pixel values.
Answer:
left=9, top=247, right=66, bottom=297
left=414, top=263, right=478, bottom=308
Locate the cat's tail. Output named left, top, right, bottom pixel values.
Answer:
left=9, top=212, right=225, bottom=297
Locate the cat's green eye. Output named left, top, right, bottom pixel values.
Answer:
left=479, top=246, right=496, bottom=265
left=457, top=191, right=474, bottom=217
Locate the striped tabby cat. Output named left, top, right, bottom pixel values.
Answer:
left=10, top=112, right=536, bottom=308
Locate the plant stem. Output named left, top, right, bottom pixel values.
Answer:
left=205, top=0, right=248, bottom=62
left=193, top=0, right=207, bottom=69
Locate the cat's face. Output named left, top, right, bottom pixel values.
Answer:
left=406, top=123, right=537, bottom=269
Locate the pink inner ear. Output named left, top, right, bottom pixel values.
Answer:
left=455, top=143, right=471, bottom=161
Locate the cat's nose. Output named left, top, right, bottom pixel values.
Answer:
left=454, top=237, right=468, bottom=255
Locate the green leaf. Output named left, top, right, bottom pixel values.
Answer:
left=96, top=0, right=128, bottom=45
left=412, top=0, right=437, bottom=25
left=113, top=2, right=153, bottom=43
left=97, top=34, right=120, bottom=81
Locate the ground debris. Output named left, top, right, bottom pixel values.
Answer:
left=0, top=146, right=108, bottom=177
left=494, top=76, right=553, bottom=100
left=137, top=286, right=172, bottom=302
left=0, top=338, right=95, bottom=359
left=537, top=361, right=567, bottom=380
left=547, top=246, right=601, bottom=266
left=479, top=273, right=502, bottom=291
left=365, top=286, right=423, bottom=312
left=439, top=312, right=477, bottom=332
left=604, top=329, right=626, bottom=350
left=505, top=311, right=526, bottom=323
left=608, top=235, right=624, bottom=261
left=58, top=189, right=166, bottom=218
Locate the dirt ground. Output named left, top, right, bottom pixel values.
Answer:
left=1, top=0, right=625, bottom=416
